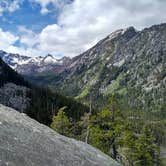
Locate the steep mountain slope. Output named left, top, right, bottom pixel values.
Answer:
left=0, top=104, right=119, bottom=166
left=0, top=51, right=71, bottom=75
left=29, top=24, right=166, bottom=112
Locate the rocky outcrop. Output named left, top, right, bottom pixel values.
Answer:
left=0, top=83, right=30, bottom=112
left=0, top=104, right=120, bottom=166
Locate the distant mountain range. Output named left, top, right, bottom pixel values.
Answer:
left=0, top=51, right=71, bottom=75
left=1, top=23, right=166, bottom=112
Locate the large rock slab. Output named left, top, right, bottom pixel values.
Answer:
left=0, top=104, right=120, bottom=166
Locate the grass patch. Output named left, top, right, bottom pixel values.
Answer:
left=102, top=73, right=124, bottom=96
left=75, top=86, right=90, bottom=99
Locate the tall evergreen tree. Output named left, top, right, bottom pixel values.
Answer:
left=51, top=107, right=72, bottom=136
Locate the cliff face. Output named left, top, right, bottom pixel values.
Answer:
left=0, top=83, right=30, bottom=112
left=0, top=104, right=120, bottom=166
left=0, top=57, right=31, bottom=112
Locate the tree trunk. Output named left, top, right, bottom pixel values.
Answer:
left=112, top=143, right=117, bottom=159
left=85, top=97, right=92, bottom=144
left=85, top=125, right=90, bottom=144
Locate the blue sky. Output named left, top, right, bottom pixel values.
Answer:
left=0, top=0, right=166, bottom=58
left=0, top=0, right=60, bottom=33
left=0, top=0, right=62, bottom=52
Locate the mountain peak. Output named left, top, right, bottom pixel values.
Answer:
left=0, top=51, right=64, bottom=74
left=108, top=29, right=124, bottom=40
left=45, top=54, right=54, bottom=58
left=121, top=26, right=137, bottom=41
left=107, top=26, right=137, bottom=41
left=43, top=54, right=57, bottom=64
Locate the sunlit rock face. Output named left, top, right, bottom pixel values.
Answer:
left=0, top=104, right=120, bottom=166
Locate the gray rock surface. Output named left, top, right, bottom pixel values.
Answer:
left=0, top=104, right=120, bottom=166
left=0, top=83, right=30, bottom=112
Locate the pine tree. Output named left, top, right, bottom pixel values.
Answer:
left=51, top=106, right=72, bottom=136
left=119, top=123, right=160, bottom=165
left=134, top=126, right=160, bottom=166
left=89, top=95, right=125, bottom=159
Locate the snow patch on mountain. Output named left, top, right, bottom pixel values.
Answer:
left=41, top=54, right=58, bottom=64
left=108, top=29, right=124, bottom=40
left=0, top=50, right=71, bottom=75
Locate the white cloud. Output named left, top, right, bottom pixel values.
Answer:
left=38, top=0, right=166, bottom=57
left=6, top=45, right=44, bottom=57
left=0, top=27, right=43, bottom=57
left=1, top=0, right=166, bottom=58
left=0, top=0, right=22, bottom=16
left=18, top=26, right=39, bottom=48
left=0, top=28, right=19, bottom=49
